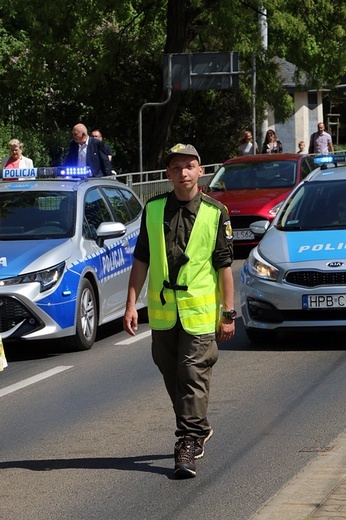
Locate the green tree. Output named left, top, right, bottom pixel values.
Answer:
left=0, top=0, right=345, bottom=170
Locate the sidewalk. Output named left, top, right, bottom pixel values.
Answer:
left=310, top=477, right=346, bottom=519
left=250, top=431, right=346, bottom=520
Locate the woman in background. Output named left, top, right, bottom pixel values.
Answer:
left=261, top=129, right=283, bottom=154
left=237, top=130, right=259, bottom=156
left=1, top=139, right=33, bottom=169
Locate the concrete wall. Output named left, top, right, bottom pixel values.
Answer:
left=261, top=90, right=325, bottom=154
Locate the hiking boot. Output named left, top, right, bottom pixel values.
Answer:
left=194, top=428, right=213, bottom=459
left=174, top=436, right=196, bottom=478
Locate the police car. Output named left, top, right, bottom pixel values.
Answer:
left=0, top=166, right=147, bottom=350
left=240, top=154, right=346, bottom=343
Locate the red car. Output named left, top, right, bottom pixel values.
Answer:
left=205, top=153, right=315, bottom=247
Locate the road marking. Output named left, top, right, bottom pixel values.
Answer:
left=0, top=366, right=73, bottom=398
left=115, top=330, right=151, bottom=345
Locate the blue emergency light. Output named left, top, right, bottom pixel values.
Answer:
left=0, top=166, right=92, bottom=180
left=56, top=166, right=92, bottom=178
left=314, top=154, right=346, bottom=166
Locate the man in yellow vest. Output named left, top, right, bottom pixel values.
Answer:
left=123, top=143, right=235, bottom=478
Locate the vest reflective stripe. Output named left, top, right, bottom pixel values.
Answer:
left=146, top=197, right=221, bottom=334
left=176, top=292, right=217, bottom=309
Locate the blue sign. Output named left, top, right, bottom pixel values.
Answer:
left=287, top=230, right=346, bottom=262
left=3, top=168, right=37, bottom=179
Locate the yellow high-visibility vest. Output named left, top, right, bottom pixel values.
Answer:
left=146, top=196, right=221, bottom=334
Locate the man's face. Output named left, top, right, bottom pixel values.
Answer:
left=318, top=124, right=325, bottom=134
left=72, top=128, right=87, bottom=144
left=166, top=155, right=203, bottom=196
left=91, top=131, right=102, bottom=141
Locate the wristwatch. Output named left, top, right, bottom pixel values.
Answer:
left=222, top=309, right=237, bottom=320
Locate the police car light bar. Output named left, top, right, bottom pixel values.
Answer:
left=57, top=166, right=93, bottom=178
left=314, top=154, right=346, bottom=165
left=0, top=166, right=92, bottom=180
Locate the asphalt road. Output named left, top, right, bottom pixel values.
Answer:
left=1, top=257, right=346, bottom=520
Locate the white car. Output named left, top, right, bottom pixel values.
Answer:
left=241, top=154, right=346, bottom=343
left=0, top=166, right=147, bottom=350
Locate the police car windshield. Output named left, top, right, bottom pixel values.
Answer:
left=0, top=191, right=76, bottom=239
left=208, top=160, right=297, bottom=191
left=277, top=181, right=346, bottom=231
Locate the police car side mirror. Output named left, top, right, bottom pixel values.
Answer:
left=96, top=222, right=126, bottom=247
left=249, top=220, right=270, bottom=236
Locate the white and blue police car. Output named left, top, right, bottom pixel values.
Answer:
left=240, top=154, right=346, bottom=343
left=0, top=166, right=147, bottom=350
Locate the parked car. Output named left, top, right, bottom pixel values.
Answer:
left=205, top=153, right=315, bottom=246
left=0, top=166, right=147, bottom=350
left=240, top=154, right=346, bottom=343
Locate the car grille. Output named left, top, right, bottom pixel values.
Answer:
left=285, top=270, right=346, bottom=287
left=229, top=215, right=269, bottom=229
left=0, top=296, right=33, bottom=333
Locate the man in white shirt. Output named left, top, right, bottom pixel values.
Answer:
left=65, top=123, right=111, bottom=177
left=309, top=122, right=334, bottom=154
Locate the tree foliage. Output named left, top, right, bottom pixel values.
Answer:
left=0, top=0, right=345, bottom=170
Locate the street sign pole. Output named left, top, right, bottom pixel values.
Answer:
left=252, top=52, right=257, bottom=154
left=139, top=55, right=172, bottom=173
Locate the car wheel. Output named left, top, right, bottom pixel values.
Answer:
left=67, top=279, right=97, bottom=351
left=245, top=328, right=277, bottom=344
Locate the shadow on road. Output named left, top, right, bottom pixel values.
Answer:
left=218, top=317, right=346, bottom=353
left=3, top=316, right=128, bottom=363
left=0, top=453, right=175, bottom=478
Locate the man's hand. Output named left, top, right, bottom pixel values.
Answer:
left=122, top=258, right=149, bottom=336
left=123, top=306, right=138, bottom=336
left=216, top=316, right=235, bottom=343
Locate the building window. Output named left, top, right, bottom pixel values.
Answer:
left=308, top=92, right=318, bottom=110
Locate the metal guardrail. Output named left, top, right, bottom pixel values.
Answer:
left=116, top=153, right=346, bottom=203
left=116, top=163, right=221, bottom=203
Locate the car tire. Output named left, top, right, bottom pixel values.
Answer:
left=245, top=328, right=277, bottom=344
left=67, top=278, right=97, bottom=351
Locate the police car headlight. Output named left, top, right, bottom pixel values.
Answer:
left=269, top=202, right=283, bottom=216
left=248, top=249, right=279, bottom=281
left=0, top=262, right=65, bottom=292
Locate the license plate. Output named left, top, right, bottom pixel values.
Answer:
left=233, top=229, right=255, bottom=241
left=302, top=294, right=346, bottom=309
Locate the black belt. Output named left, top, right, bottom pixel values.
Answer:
left=160, top=280, right=188, bottom=305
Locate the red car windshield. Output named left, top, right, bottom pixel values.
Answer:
left=208, top=160, right=297, bottom=191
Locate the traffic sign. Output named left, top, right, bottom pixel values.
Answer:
left=163, top=52, right=239, bottom=91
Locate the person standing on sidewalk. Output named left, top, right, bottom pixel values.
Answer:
left=123, top=143, right=235, bottom=479
left=308, top=122, right=334, bottom=154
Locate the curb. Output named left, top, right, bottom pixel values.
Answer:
left=249, top=431, right=346, bottom=520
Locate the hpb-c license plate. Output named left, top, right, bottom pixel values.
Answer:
left=302, top=294, right=346, bottom=309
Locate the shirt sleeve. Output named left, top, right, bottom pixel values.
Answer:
left=212, top=205, right=234, bottom=270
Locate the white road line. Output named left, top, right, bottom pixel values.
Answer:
left=115, top=330, right=151, bottom=345
left=0, top=365, right=74, bottom=398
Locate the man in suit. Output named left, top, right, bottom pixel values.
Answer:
left=91, top=127, right=112, bottom=163
left=65, top=123, right=111, bottom=177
